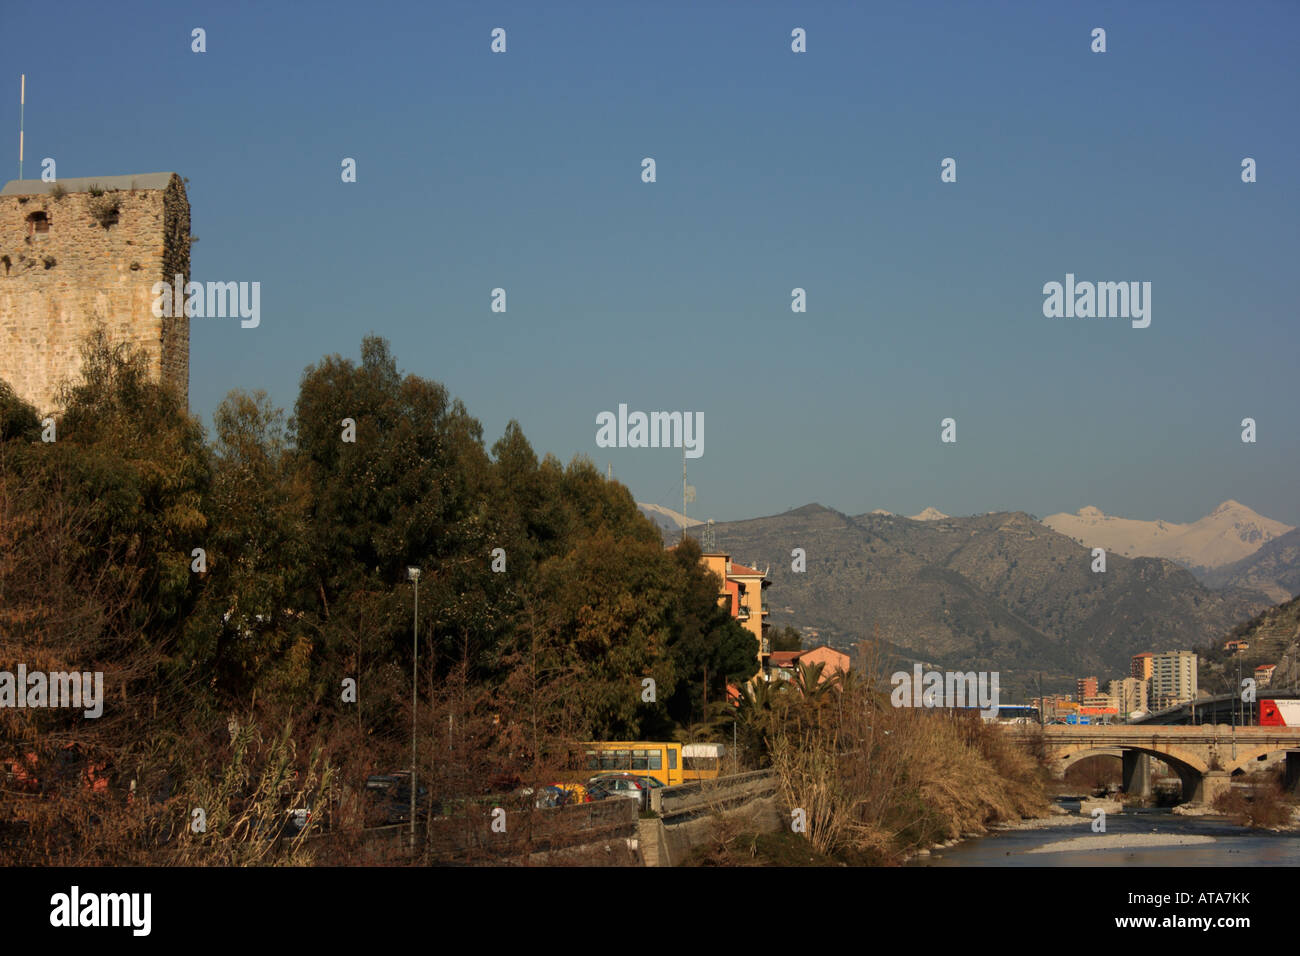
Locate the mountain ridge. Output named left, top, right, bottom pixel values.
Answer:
left=1043, top=500, right=1292, bottom=571
left=676, top=502, right=1271, bottom=685
left=1201, top=526, right=1300, bottom=604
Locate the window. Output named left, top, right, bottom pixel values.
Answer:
left=27, top=212, right=49, bottom=237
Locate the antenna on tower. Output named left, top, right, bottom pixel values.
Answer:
left=682, top=446, right=696, bottom=544
left=18, top=74, right=25, bottom=180
left=703, top=519, right=715, bottom=552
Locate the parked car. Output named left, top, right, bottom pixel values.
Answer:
left=513, top=785, right=562, bottom=809
left=263, top=805, right=314, bottom=842
left=533, top=785, right=565, bottom=809
left=286, top=807, right=312, bottom=834
left=279, top=774, right=332, bottom=837
left=364, top=772, right=433, bottom=825
left=587, top=773, right=653, bottom=809
left=516, top=782, right=591, bottom=809
left=590, top=772, right=663, bottom=790
left=251, top=793, right=323, bottom=843
left=550, top=782, right=592, bottom=805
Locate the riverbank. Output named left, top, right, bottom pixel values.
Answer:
left=907, top=801, right=1300, bottom=866
left=1177, top=800, right=1300, bottom=831
left=900, top=807, right=1074, bottom=861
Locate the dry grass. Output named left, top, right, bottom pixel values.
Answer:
left=88, top=193, right=121, bottom=228
left=1212, top=779, right=1295, bottom=829
left=758, top=640, right=1050, bottom=863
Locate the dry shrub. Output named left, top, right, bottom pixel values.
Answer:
left=763, top=640, right=1050, bottom=863
left=1212, top=779, right=1294, bottom=829
left=172, top=716, right=334, bottom=865
left=887, top=710, right=1046, bottom=849
left=686, top=811, right=759, bottom=866
left=1, top=708, right=338, bottom=866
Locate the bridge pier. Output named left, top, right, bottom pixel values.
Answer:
left=1122, top=751, right=1151, bottom=799
left=1183, top=770, right=1231, bottom=806
left=1286, top=752, right=1300, bottom=797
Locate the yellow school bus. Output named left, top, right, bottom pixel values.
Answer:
left=581, top=741, right=683, bottom=786
left=682, top=743, right=726, bottom=781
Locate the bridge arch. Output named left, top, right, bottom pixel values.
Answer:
left=1053, top=744, right=1208, bottom=778
left=1225, top=744, right=1300, bottom=776
left=1057, top=748, right=1122, bottom=772
left=1015, top=725, right=1300, bottom=803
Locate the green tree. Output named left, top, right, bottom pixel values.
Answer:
left=0, top=380, right=40, bottom=442
left=769, top=625, right=803, bottom=652
left=0, top=331, right=214, bottom=862
left=290, top=336, right=515, bottom=684
left=531, top=529, right=679, bottom=739
left=40, top=328, right=210, bottom=643
left=181, top=389, right=315, bottom=701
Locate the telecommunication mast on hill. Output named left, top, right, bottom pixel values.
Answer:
left=681, top=446, right=696, bottom=544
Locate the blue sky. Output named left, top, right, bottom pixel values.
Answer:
left=4, top=0, right=1297, bottom=524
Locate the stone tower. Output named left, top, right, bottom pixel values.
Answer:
left=0, top=172, right=191, bottom=414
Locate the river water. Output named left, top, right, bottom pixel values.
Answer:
left=909, top=799, right=1300, bottom=866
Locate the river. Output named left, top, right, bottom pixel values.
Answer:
left=909, top=799, right=1300, bottom=866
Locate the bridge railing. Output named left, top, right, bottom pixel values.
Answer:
left=652, top=770, right=778, bottom=820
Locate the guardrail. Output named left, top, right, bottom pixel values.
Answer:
left=329, top=773, right=783, bottom=863
left=428, top=796, right=639, bottom=862
left=347, top=796, right=639, bottom=864
left=652, top=770, right=778, bottom=821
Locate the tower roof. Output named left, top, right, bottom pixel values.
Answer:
left=1, top=172, right=179, bottom=196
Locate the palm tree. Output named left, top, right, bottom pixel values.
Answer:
left=732, top=674, right=790, bottom=766
left=792, top=659, right=830, bottom=701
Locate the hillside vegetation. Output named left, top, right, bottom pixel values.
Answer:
left=691, top=505, right=1269, bottom=691
left=1198, top=594, right=1300, bottom=696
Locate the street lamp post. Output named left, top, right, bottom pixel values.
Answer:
left=1233, top=657, right=1240, bottom=759
left=408, top=566, right=421, bottom=851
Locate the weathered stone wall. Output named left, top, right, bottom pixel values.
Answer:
left=0, top=175, right=190, bottom=414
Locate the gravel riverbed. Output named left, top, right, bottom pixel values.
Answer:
left=1026, top=833, right=1217, bottom=854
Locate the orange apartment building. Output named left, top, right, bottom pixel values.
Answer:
left=1131, top=652, right=1154, bottom=681
left=700, top=552, right=771, bottom=673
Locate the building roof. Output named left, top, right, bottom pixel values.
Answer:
left=1, top=172, right=178, bottom=196
left=769, top=651, right=802, bottom=666
left=800, top=644, right=849, bottom=659
left=727, top=562, right=764, bottom=577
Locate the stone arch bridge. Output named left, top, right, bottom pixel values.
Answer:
left=1009, top=725, right=1300, bottom=804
